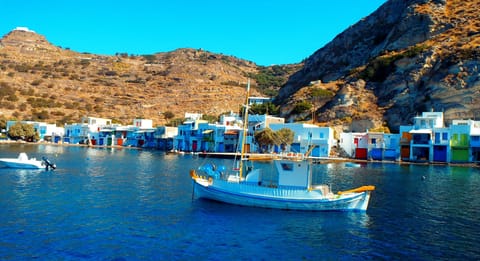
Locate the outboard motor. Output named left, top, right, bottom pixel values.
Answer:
left=42, top=157, right=56, bottom=171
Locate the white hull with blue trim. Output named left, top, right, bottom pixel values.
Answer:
left=0, top=152, right=44, bottom=169
left=190, top=157, right=374, bottom=211
left=0, top=152, right=56, bottom=170
left=192, top=178, right=371, bottom=211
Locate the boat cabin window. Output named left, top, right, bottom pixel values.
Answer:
left=280, top=163, right=294, bottom=171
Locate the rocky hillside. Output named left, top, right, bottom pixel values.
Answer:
left=1, top=0, right=478, bottom=133
left=278, top=0, right=480, bottom=133
left=0, top=28, right=297, bottom=126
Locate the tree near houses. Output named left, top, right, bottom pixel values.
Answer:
left=0, top=116, right=7, bottom=131
left=163, top=111, right=175, bottom=121
left=254, top=128, right=276, bottom=153
left=254, top=127, right=295, bottom=153
left=7, top=122, right=39, bottom=141
left=275, top=128, right=294, bottom=152
left=250, top=103, right=279, bottom=116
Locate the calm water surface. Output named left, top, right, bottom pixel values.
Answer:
left=0, top=144, right=479, bottom=260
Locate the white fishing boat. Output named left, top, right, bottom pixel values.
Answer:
left=190, top=81, right=375, bottom=211
left=0, top=152, right=56, bottom=170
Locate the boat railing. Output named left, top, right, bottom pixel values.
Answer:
left=279, top=152, right=305, bottom=160
left=310, top=184, right=333, bottom=196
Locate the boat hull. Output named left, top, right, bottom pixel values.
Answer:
left=192, top=179, right=371, bottom=211
left=0, top=159, right=44, bottom=169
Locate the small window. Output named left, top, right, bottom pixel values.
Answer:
left=442, top=132, right=448, bottom=140
left=281, top=163, right=294, bottom=171
left=371, top=138, right=376, bottom=144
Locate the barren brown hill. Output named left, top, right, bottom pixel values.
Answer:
left=2, top=0, right=478, bottom=134
left=0, top=28, right=298, bottom=126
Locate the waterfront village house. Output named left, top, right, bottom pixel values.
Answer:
left=201, top=112, right=251, bottom=153
left=246, top=114, right=285, bottom=153
left=197, top=122, right=229, bottom=152
left=340, top=132, right=366, bottom=159
left=450, top=119, right=480, bottom=163
left=6, top=120, right=64, bottom=142
left=121, top=119, right=155, bottom=147
left=221, top=112, right=243, bottom=152
left=340, top=132, right=400, bottom=160
left=468, top=121, right=480, bottom=162
left=431, top=126, right=450, bottom=163
left=270, top=123, right=335, bottom=157
left=98, top=119, right=156, bottom=147
left=219, top=114, right=285, bottom=153
left=399, top=111, right=445, bottom=162
left=174, top=113, right=207, bottom=152
left=95, top=123, right=124, bottom=146
left=153, top=126, right=178, bottom=151
left=64, top=116, right=112, bottom=144
left=397, top=111, right=480, bottom=163
left=173, top=113, right=284, bottom=153
left=382, top=133, right=400, bottom=160
left=174, top=112, right=241, bottom=152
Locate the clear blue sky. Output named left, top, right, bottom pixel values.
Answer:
left=2, top=0, right=386, bottom=66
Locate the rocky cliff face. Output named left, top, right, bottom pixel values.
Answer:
left=278, top=0, right=480, bottom=132
left=1, top=0, right=478, bottom=132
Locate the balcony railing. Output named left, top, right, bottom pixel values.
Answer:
left=450, top=140, right=469, bottom=147
left=433, top=139, right=450, bottom=145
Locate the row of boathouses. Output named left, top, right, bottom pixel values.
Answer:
left=341, top=111, right=480, bottom=163
left=4, top=111, right=480, bottom=164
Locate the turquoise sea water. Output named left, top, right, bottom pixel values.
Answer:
left=0, top=144, right=479, bottom=260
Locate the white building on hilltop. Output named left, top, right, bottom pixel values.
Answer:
left=14, top=27, right=35, bottom=33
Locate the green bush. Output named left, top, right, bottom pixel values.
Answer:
left=310, top=88, right=334, bottom=98
left=26, top=97, right=62, bottom=108
left=248, top=64, right=301, bottom=97
left=0, top=82, right=15, bottom=99
left=202, top=114, right=218, bottom=123
left=250, top=102, right=279, bottom=115
left=7, top=122, right=38, bottom=141
left=292, top=101, right=312, bottom=114
left=359, top=45, right=429, bottom=82
left=142, top=55, right=157, bottom=63
left=30, top=79, right=43, bottom=86
left=32, top=110, right=50, bottom=121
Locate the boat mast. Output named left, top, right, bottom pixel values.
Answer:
left=238, top=79, right=251, bottom=179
